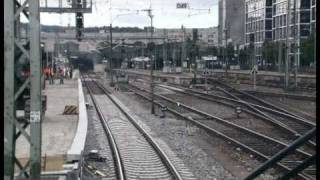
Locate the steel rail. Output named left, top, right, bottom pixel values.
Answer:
left=212, top=80, right=311, bottom=122
left=156, top=83, right=316, bottom=148
left=159, top=83, right=298, bottom=137
left=131, top=78, right=315, bottom=128
left=242, top=90, right=316, bottom=101
left=136, top=81, right=315, bottom=148
left=203, top=76, right=316, bottom=92
left=132, top=79, right=316, bottom=149
left=94, top=80, right=183, bottom=180
left=125, top=84, right=313, bottom=180
left=213, top=83, right=316, bottom=147
left=216, top=86, right=301, bottom=134
left=162, top=82, right=315, bottom=127
left=159, top=83, right=315, bottom=127
left=215, top=86, right=316, bottom=145
left=128, top=83, right=312, bottom=158
left=82, top=76, right=126, bottom=180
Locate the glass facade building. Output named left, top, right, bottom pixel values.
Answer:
left=245, top=0, right=273, bottom=61
left=245, top=0, right=314, bottom=65
left=273, top=0, right=311, bottom=42
left=310, top=0, right=316, bottom=32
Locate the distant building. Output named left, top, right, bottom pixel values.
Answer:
left=218, top=0, right=245, bottom=46
left=272, top=0, right=312, bottom=67
left=272, top=0, right=312, bottom=42
left=310, top=0, right=316, bottom=32
left=198, top=27, right=219, bottom=47
left=155, top=27, right=219, bottom=47
left=245, top=0, right=273, bottom=62
left=155, top=28, right=192, bottom=42
left=244, top=0, right=314, bottom=66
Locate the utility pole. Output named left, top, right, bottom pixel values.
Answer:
left=293, top=0, right=298, bottom=88
left=145, top=9, right=155, bottom=114
left=121, top=38, right=125, bottom=62
left=278, top=42, right=282, bottom=73
left=46, top=50, right=49, bottom=68
left=181, top=25, right=187, bottom=71
left=173, top=41, right=176, bottom=72
left=314, top=26, right=316, bottom=69
left=249, top=33, right=257, bottom=91
left=285, top=0, right=291, bottom=89
left=155, top=44, right=158, bottom=70
left=224, top=28, right=228, bottom=76
left=163, top=30, right=167, bottom=70
left=192, top=29, right=198, bottom=83
left=109, top=23, right=114, bottom=86
left=142, top=44, right=145, bottom=57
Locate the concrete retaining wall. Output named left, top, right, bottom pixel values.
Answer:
left=123, top=69, right=315, bottom=89
left=67, top=78, right=88, bottom=162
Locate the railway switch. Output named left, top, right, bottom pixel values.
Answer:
left=235, top=106, right=242, bottom=118
left=160, top=106, right=168, bottom=118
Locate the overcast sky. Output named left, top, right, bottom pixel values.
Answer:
left=39, top=0, right=219, bottom=28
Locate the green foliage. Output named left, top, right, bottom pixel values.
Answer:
left=300, top=33, right=315, bottom=66
left=262, top=40, right=278, bottom=65
left=185, top=38, right=199, bottom=61
left=199, top=46, right=218, bottom=56
left=211, top=46, right=218, bottom=56
left=239, top=48, right=249, bottom=66
left=147, top=42, right=155, bottom=52
left=226, top=43, right=234, bottom=60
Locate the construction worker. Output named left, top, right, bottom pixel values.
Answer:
left=59, top=67, right=64, bottom=84
left=49, top=66, right=54, bottom=85
left=70, top=66, right=73, bottom=79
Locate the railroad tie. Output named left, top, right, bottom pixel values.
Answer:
left=63, top=105, right=78, bottom=115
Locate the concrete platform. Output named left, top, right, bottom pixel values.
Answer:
left=66, top=79, right=88, bottom=162
left=15, top=79, right=79, bottom=171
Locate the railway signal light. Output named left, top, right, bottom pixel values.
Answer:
left=76, top=12, right=84, bottom=41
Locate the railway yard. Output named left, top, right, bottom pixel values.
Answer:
left=79, top=71, right=316, bottom=180
left=5, top=1, right=317, bottom=179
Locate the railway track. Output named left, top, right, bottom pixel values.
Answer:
left=135, top=78, right=316, bottom=145
left=130, top=79, right=316, bottom=150
left=210, top=80, right=314, bottom=123
left=241, top=90, right=315, bottom=102
left=208, top=76, right=316, bottom=92
left=121, top=82, right=316, bottom=179
left=209, top=80, right=316, bottom=144
left=82, top=75, right=184, bottom=180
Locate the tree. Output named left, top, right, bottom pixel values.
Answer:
left=226, top=43, right=235, bottom=65
left=185, top=38, right=198, bottom=64
left=201, top=46, right=218, bottom=56
left=300, top=32, right=315, bottom=66
left=238, top=48, right=247, bottom=67
left=261, top=40, right=277, bottom=69
left=211, top=46, right=218, bottom=56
